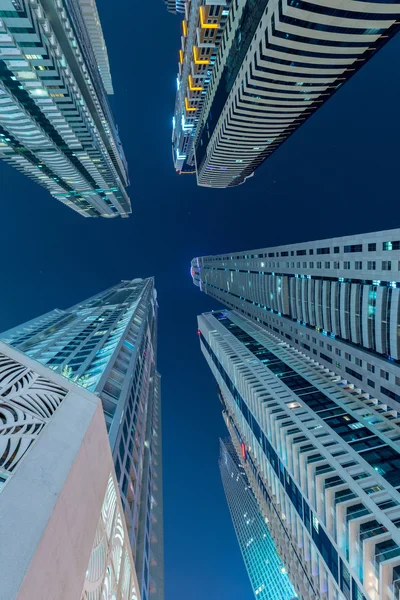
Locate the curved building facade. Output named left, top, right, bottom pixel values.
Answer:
left=173, top=0, right=400, bottom=188
left=192, top=228, right=400, bottom=409
left=0, top=0, right=130, bottom=217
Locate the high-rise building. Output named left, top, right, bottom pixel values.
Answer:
left=0, top=340, right=140, bottom=600
left=0, top=0, right=130, bottom=218
left=191, top=228, right=400, bottom=410
left=173, top=0, right=400, bottom=188
left=172, top=0, right=232, bottom=174
left=1, top=279, right=163, bottom=600
left=199, top=308, right=400, bottom=600
left=219, top=437, right=297, bottom=600
left=164, top=0, right=185, bottom=13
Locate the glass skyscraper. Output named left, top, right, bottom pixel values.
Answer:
left=0, top=0, right=130, bottom=217
left=1, top=279, right=163, bottom=600
left=219, top=437, right=297, bottom=600
left=198, top=307, right=400, bottom=600
left=191, top=228, right=400, bottom=410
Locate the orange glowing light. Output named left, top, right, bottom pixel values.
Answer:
left=193, top=46, right=210, bottom=65
left=185, top=97, right=196, bottom=112
left=188, top=75, right=203, bottom=91
left=199, top=6, right=219, bottom=29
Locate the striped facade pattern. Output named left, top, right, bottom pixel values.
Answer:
left=200, top=310, right=400, bottom=600
left=193, top=0, right=400, bottom=188
left=78, top=0, right=114, bottom=94
left=192, top=228, right=400, bottom=409
left=164, top=0, right=185, bottom=13
left=0, top=0, right=130, bottom=217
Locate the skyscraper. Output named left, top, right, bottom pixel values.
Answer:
left=0, top=340, right=140, bottom=600
left=1, top=279, right=163, bottom=600
left=172, top=0, right=232, bottom=175
left=192, top=228, right=400, bottom=409
left=173, top=0, right=400, bottom=188
left=0, top=0, right=130, bottom=217
left=199, top=308, right=400, bottom=600
left=219, top=437, right=297, bottom=600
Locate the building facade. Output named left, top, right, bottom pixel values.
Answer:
left=199, top=308, right=400, bottom=600
left=219, top=437, right=297, bottom=600
left=164, top=0, right=185, bottom=14
left=173, top=0, right=400, bottom=188
left=172, top=0, right=232, bottom=174
left=1, top=279, right=163, bottom=600
left=192, top=228, right=400, bottom=410
left=0, top=341, right=140, bottom=600
left=0, top=0, right=130, bottom=217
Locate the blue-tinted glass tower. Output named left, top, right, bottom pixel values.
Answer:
left=219, top=437, right=297, bottom=600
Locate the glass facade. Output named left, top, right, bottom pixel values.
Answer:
left=219, top=438, right=297, bottom=600
left=0, top=0, right=130, bottom=217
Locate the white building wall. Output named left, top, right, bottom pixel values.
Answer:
left=0, top=342, right=140, bottom=600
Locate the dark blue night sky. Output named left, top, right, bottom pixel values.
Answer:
left=1, top=2, right=400, bottom=599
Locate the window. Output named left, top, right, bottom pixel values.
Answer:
left=355, top=357, right=362, bottom=367
left=355, top=261, right=362, bottom=270
left=345, top=353, right=351, bottom=361
left=382, top=261, right=392, bottom=271
left=303, top=262, right=307, bottom=268
left=396, top=377, right=400, bottom=387
left=368, top=379, right=375, bottom=388
left=309, top=262, right=314, bottom=268
left=325, top=262, right=330, bottom=269
left=327, top=344, right=332, bottom=352
left=317, top=262, right=322, bottom=269
left=344, top=261, right=350, bottom=270
left=320, top=353, right=333, bottom=364
left=309, top=249, right=314, bottom=255
left=334, top=261, right=340, bottom=269
left=380, top=369, right=389, bottom=381
left=297, top=262, right=300, bottom=268
left=383, top=241, right=400, bottom=251
left=344, top=244, right=362, bottom=253
left=334, top=246, right=340, bottom=254
left=368, top=243, right=376, bottom=251
left=317, top=247, right=330, bottom=255
left=346, top=367, right=363, bottom=381
left=336, top=348, right=341, bottom=356
left=297, top=249, right=306, bottom=256
left=319, top=340, right=324, bottom=348
left=367, top=363, right=375, bottom=374
left=367, top=261, right=376, bottom=270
